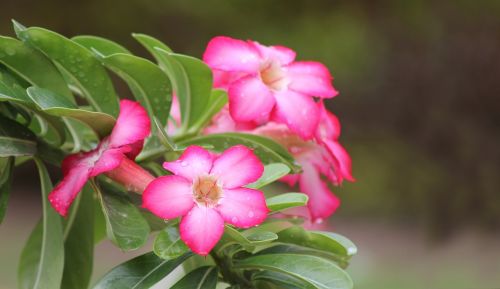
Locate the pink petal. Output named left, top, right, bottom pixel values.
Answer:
left=217, top=187, right=268, bottom=228
left=109, top=100, right=151, bottom=152
left=286, top=61, right=338, bottom=98
left=163, top=146, right=214, bottom=181
left=316, top=101, right=341, bottom=141
left=228, top=75, right=275, bottom=122
left=211, top=145, right=264, bottom=188
left=142, top=175, right=195, bottom=220
left=250, top=41, right=296, bottom=65
left=273, top=90, right=320, bottom=140
left=179, top=206, right=224, bottom=256
left=323, top=140, right=355, bottom=183
left=212, top=70, right=247, bottom=89
left=299, top=162, right=340, bottom=221
left=203, top=36, right=262, bottom=72
left=280, top=174, right=300, bottom=187
left=49, top=158, right=92, bottom=216
left=90, top=147, right=128, bottom=177
left=203, top=106, right=256, bottom=135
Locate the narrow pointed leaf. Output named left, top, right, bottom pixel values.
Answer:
left=93, top=252, right=192, bottom=289
left=61, top=185, right=94, bottom=289
left=265, top=193, right=308, bottom=212
left=27, top=86, right=115, bottom=138
left=171, top=266, right=218, bottom=289
left=18, top=158, right=64, bottom=289
left=15, top=25, right=119, bottom=116
left=236, top=254, right=353, bottom=289
left=0, top=157, right=14, bottom=224
left=132, top=33, right=173, bottom=56
left=0, top=36, right=73, bottom=101
left=72, top=35, right=131, bottom=56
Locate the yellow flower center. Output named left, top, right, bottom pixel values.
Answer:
left=193, top=175, right=222, bottom=207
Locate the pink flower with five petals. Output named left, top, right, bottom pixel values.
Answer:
left=203, top=36, right=338, bottom=140
left=48, top=100, right=153, bottom=216
left=142, top=145, right=268, bottom=255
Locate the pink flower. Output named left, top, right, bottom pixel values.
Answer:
left=203, top=36, right=338, bottom=139
left=142, top=145, right=268, bottom=255
left=254, top=102, right=353, bottom=222
left=203, top=106, right=256, bottom=135
left=48, top=100, right=153, bottom=216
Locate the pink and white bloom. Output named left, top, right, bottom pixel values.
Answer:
left=254, top=102, right=353, bottom=222
left=142, top=145, right=268, bottom=255
left=203, top=36, right=338, bottom=139
left=49, top=100, right=153, bottom=216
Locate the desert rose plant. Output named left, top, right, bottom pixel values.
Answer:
left=0, top=20, right=356, bottom=289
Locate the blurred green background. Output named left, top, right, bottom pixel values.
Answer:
left=1, top=0, right=500, bottom=288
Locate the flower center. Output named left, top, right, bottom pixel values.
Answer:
left=260, top=61, right=288, bottom=91
left=193, top=175, right=222, bottom=207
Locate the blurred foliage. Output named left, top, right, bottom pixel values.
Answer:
left=2, top=0, right=500, bottom=237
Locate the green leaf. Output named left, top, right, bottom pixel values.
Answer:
left=236, top=254, right=353, bottom=289
left=72, top=35, right=131, bottom=56
left=178, top=133, right=301, bottom=172
left=0, top=36, right=73, bottom=101
left=15, top=25, right=119, bottom=117
left=171, top=266, right=218, bottom=289
left=99, top=53, right=172, bottom=125
left=265, top=193, right=308, bottom=212
left=0, top=157, right=14, bottom=224
left=244, top=231, right=279, bottom=244
left=277, top=226, right=357, bottom=260
left=27, top=86, right=115, bottom=138
left=218, top=226, right=277, bottom=253
left=93, top=181, right=150, bottom=251
left=154, top=226, right=189, bottom=260
left=18, top=158, right=64, bottom=289
left=61, top=185, right=94, bottom=289
left=253, top=271, right=315, bottom=289
left=0, top=115, right=37, bottom=157
left=247, top=163, right=291, bottom=189
left=191, top=89, right=228, bottom=132
left=132, top=33, right=173, bottom=56
left=0, top=67, right=32, bottom=104
left=152, top=49, right=212, bottom=132
left=93, top=252, right=192, bottom=289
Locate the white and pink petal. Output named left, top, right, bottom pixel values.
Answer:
left=286, top=61, right=338, bottom=98
left=109, top=99, right=151, bottom=150
left=203, top=36, right=262, bottom=72
left=228, top=75, right=275, bottom=122
left=217, top=187, right=268, bottom=228
left=211, top=145, right=264, bottom=188
left=179, top=206, right=225, bottom=256
left=163, top=146, right=214, bottom=181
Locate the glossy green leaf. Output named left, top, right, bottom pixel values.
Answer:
left=236, top=254, right=353, bottom=289
left=154, top=226, right=189, bottom=260
left=277, top=226, right=357, bottom=260
left=248, top=163, right=291, bottom=189
left=218, top=226, right=277, bottom=253
left=265, top=193, right=308, bottom=212
left=0, top=157, right=14, bottom=224
left=132, top=33, right=173, bottom=57
left=93, top=182, right=149, bottom=251
left=0, top=35, right=73, bottom=101
left=244, top=231, right=279, bottom=244
left=99, top=53, right=172, bottom=124
left=253, top=271, right=315, bottom=289
left=171, top=266, right=218, bottom=289
left=0, top=115, right=37, bottom=157
left=27, top=86, right=115, bottom=138
left=0, top=67, right=32, bottom=104
left=72, top=35, right=131, bottom=56
left=152, top=49, right=212, bottom=132
left=191, top=89, right=228, bottom=131
left=61, top=185, right=94, bottom=289
left=15, top=25, right=119, bottom=117
left=178, top=133, right=301, bottom=172
left=18, top=158, right=64, bottom=289
left=93, top=252, right=192, bottom=289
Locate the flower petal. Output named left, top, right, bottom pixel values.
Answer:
left=109, top=100, right=151, bottom=153
left=286, top=61, right=338, bottom=98
left=316, top=101, right=341, bottom=141
left=142, top=175, right=195, bottom=220
left=163, top=146, right=214, bottom=181
left=273, top=90, right=320, bottom=140
left=212, top=69, right=247, bottom=89
left=250, top=41, right=296, bottom=65
left=179, top=206, right=224, bottom=256
left=217, top=187, right=268, bottom=228
left=323, top=140, right=355, bottom=183
left=49, top=159, right=91, bottom=216
left=211, top=145, right=264, bottom=188
left=299, top=162, right=340, bottom=221
left=90, top=147, right=128, bottom=177
left=228, top=75, right=275, bottom=122
left=203, top=36, right=262, bottom=72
